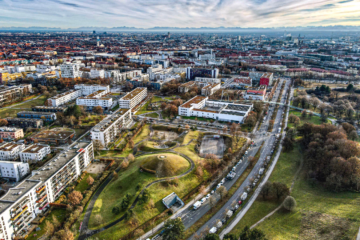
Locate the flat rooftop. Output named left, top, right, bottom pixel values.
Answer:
left=22, top=144, right=48, bottom=153
left=0, top=142, right=22, bottom=151
left=32, top=129, right=74, bottom=140
left=18, top=111, right=55, bottom=116
left=0, top=127, right=22, bottom=132
left=179, top=81, right=195, bottom=88
left=121, top=87, right=146, bottom=100
left=180, top=96, right=207, bottom=108
left=49, top=90, right=80, bottom=100
left=92, top=109, right=130, bottom=132
left=0, top=142, right=90, bottom=213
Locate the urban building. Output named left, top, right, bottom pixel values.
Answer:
left=19, top=144, right=51, bottom=163
left=0, top=141, right=93, bottom=240
left=6, top=118, right=43, bottom=129
left=201, top=83, right=221, bottom=96
left=74, top=84, right=110, bottom=96
left=32, top=106, right=67, bottom=113
left=178, top=81, right=196, bottom=93
left=244, top=85, right=267, bottom=101
left=76, top=90, right=113, bottom=110
left=259, top=73, right=274, bottom=86
left=17, top=111, right=56, bottom=122
left=178, top=96, right=252, bottom=123
left=60, top=64, right=81, bottom=78
left=46, top=90, right=82, bottom=107
left=195, top=77, right=221, bottom=84
left=91, top=109, right=132, bottom=147
left=0, top=127, right=24, bottom=140
left=0, top=161, right=30, bottom=182
left=186, top=67, right=219, bottom=80
left=119, top=87, right=147, bottom=109
left=0, top=143, right=26, bottom=161
left=30, top=129, right=74, bottom=145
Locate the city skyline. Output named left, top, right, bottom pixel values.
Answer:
left=1, top=0, right=360, bottom=28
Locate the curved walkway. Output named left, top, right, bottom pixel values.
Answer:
left=79, top=148, right=195, bottom=240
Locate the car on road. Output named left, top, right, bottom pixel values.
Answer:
left=206, top=194, right=210, bottom=199
left=209, top=227, right=217, bottom=234
left=201, top=197, right=207, bottom=203
left=238, top=200, right=242, bottom=205
left=221, top=218, right=227, bottom=224
left=216, top=183, right=222, bottom=189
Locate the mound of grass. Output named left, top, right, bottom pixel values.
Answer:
left=141, top=154, right=190, bottom=178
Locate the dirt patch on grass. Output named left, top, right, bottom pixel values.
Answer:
left=299, top=211, right=354, bottom=240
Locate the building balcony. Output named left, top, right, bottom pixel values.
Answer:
left=11, top=206, right=28, bottom=221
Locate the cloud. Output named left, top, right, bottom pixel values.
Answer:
left=0, top=0, right=360, bottom=28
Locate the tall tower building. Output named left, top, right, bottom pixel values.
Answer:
left=97, top=36, right=100, bottom=47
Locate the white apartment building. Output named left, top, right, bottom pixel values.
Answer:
left=74, top=84, right=110, bottom=96
left=91, top=109, right=132, bottom=147
left=15, top=65, right=36, bottom=73
left=76, top=90, right=113, bottom=110
left=119, top=87, right=147, bottom=109
left=0, top=161, right=30, bottom=182
left=90, top=69, right=105, bottom=79
left=195, top=77, right=221, bottom=84
left=178, top=96, right=252, bottom=123
left=47, top=90, right=82, bottom=107
left=0, top=142, right=93, bottom=240
left=60, top=64, right=81, bottom=78
left=19, top=144, right=51, bottom=163
left=0, top=143, right=26, bottom=161
left=201, top=83, right=221, bottom=96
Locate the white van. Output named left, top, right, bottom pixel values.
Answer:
left=241, top=192, right=248, bottom=201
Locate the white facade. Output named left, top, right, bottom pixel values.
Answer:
left=0, top=143, right=26, bottom=161
left=119, top=87, right=147, bottom=109
left=90, top=69, right=105, bottom=79
left=0, top=142, right=93, bottom=240
left=20, top=144, right=51, bottom=163
left=60, top=64, right=81, bottom=78
left=195, top=77, right=221, bottom=84
left=201, top=83, right=221, bottom=96
left=74, top=84, right=110, bottom=96
left=47, top=90, right=82, bottom=107
left=0, top=161, right=29, bottom=182
left=76, top=90, right=113, bottom=109
left=91, top=109, right=132, bottom=147
left=179, top=96, right=252, bottom=123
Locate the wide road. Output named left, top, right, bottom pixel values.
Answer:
left=184, top=79, right=290, bottom=238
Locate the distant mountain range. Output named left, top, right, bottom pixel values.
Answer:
left=1, top=25, right=360, bottom=32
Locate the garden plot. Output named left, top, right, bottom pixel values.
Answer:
left=200, top=135, right=225, bottom=158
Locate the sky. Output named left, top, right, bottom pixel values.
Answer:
left=1, top=0, right=360, bottom=28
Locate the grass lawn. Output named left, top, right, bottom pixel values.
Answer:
left=133, top=124, right=150, bottom=143
left=75, top=173, right=98, bottom=192
left=88, top=152, right=199, bottom=234
left=230, top=144, right=360, bottom=240
left=145, top=112, right=159, bottom=118
left=135, top=96, right=165, bottom=115
left=287, top=110, right=329, bottom=128
left=15, top=95, right=47, bottom=108
left=91, top=150, right=209, bottom=240
left=27, top=208, right=67, bottom=240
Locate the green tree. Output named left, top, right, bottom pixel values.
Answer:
left=283, top=196, right=297, bottom=211
left=162, top=218, right=185, bottom=240
left=204, top=233, right=220, bottom=240
left=112, top=206, right=120, bottom=215
left=240, top=226, right=267, bottom=240
left=347, top=84, right=354, bottom=92
left=224, top=233, right=238, bottom=240
left=272, top=182, right=290, bottom=201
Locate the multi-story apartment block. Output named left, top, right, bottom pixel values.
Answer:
left=31, top=106, right=67, bottom=113
left=6, top=118, right=43, bottom=129
left=0, top=161, right=30, bottom=182
left=46, top=90, right=82, bottom=107
left=17, top=111, right=56, bottom=122
left=90, top=69, right=105, bottom=79
left=119, top=87, right=147, bottom=109
left=76, top=90, right=113, bottom=110
left=0, top=141, right=93, bottom=240
left=195, top=77, right=221, bottom=84
left=0, top=143, right=26, bottom=161
left=91, top=109, right=132, bottom=147
left=19, top=144, right=51, bottom=163
left=186, top=67, right=219, bottom=80
left=0, top=127, right=24, bottom=140
left=201, top=83, right=221, bottom=96
left=60, top=64, right=81, bottom=78
left=74, top=84, right=110, bottom=96
left=0, top=85, right=32, bottom=105
left=178, top=81, right=196, bottom=93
